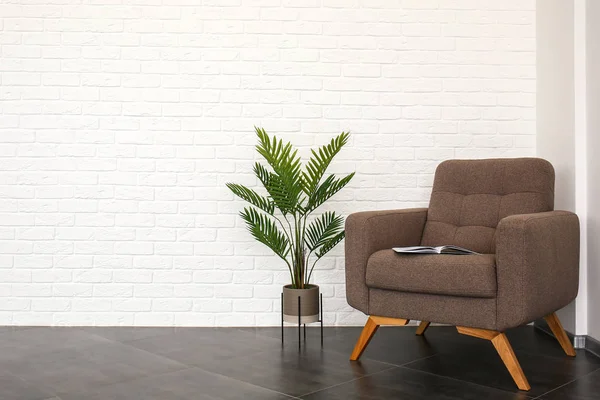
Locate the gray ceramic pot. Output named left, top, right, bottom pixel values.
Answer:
left=283, top=284, right=319, bottom=324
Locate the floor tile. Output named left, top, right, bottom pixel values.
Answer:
left=0, top=325, right=598, bottom=399
left=80, top=327, right=179, bottom=343
left=0, top=372, right=56, bottom=400
left=420, top=325, right=599, bottom=368
left=127, top=327, right=280, bottom=365
left=404, top=342, right=600, bottom=397
left=59, top=367, right=295, bottom=400
left=193, top=343, right=394, bottom=397
left=238, top=326, right=345, bottom=343
left=507, top=327, right=600, bottom=366
left=0, top=328, right=111, bottom=364
left=5, top=341, right=186, bottom=395
left=0, top=326, right=35, bottom=334
left=302, top=367, right=532, bottom=400
left=536, top=368, right=600, bottom=399
left=323, top=325, right=438, bottom=366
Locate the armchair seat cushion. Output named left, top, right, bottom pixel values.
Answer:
left=365, top=250, right=497, bottom=298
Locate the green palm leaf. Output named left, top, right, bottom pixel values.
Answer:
left=303, top=132, right=350, bottom=196
left=253, top=162, right=271, bottom=187
left=307, top=230, right=346, bottom=284
left=255, top=127, right=303, bottom=214
left=226, top=183, right=275, bottom=215
left=253, top=162, right=303, bottom=215
left=306, top=211, right=344, bottom=251
left=316, top=231, right=345, bottom=259
left=306, top=172, right=355, bottom=213
left=240, top=207, right=289, bottom=261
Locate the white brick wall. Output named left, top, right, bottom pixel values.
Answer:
left=0, top=0, right=535, bottom=326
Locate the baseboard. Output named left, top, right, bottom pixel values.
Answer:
left=585, top=334, right=600, bottom=358
left=533, top=319, right=593, bottom=352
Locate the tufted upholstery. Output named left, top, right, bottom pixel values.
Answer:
left=420, top=158, right=555, bottom=254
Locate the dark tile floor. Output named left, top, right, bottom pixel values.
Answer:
left=1, top=324, right=599, bottom=399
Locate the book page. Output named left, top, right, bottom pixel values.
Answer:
left=393, top=246, right=438, bottom=254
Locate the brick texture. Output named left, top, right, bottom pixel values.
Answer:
left=0, top=0, right=535, bottom=326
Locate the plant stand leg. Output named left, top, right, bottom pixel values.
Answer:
left=298, top=295, right=301, bottom=351
left=320, top=293, right=323, bottom=347
left=282, top=291, right=324, bottom=350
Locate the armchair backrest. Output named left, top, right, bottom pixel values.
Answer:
left=420, top=158, right=555, bottom=253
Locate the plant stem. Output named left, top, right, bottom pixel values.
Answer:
left=272, top=213, right=295, bottom=285
left=292, top=214, right=297, bottom=288
left=307, top=257, right=319, bottom=284
left=296, top=214, right=305, bottom=289
left=302, top=214, right=309, bottom=286
left=286, top=215, right=297, bottom=288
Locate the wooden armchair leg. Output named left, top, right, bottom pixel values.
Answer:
left=544, top=312, right=576, bottom=356
left=457, top=326, right=531, bottom=391
left=350, top=316, right=409, bottom=361
left=491, top=333, right=531, bottom=391
left=416, top=321, right=430, bottom=336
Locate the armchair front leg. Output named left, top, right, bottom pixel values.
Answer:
left=345, top=208, right=427, bottom=362
left=457, top=327, right=530, bottom=391
left=350, top=316, right=410, bottom=361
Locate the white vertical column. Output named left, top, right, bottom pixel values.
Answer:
left=574, top=0, right=588, bottom=336
left=536, top=0, right=580, bottom=333
left=585, top=0, right=600, bottom=340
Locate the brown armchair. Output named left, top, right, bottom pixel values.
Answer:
left=345, top=158, right=580, bottom=391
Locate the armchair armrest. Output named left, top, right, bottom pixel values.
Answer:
left=345, top=208, right=428, bottom=313
left=496, top=210, right=580, bottom=331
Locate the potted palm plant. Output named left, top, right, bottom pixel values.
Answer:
left=227, top=127, right=354, bottom=323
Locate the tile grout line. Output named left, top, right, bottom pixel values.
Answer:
left=190, top=362, right=305, bottom=399
left=101, top=329, right=185, bottom=345
left=69, top=338, right=196, bottom=392
left=298, top=353, right=452, bottom=398
left=297, top=365, right=399, bottom=398
left=530, top=365, right=600, bottom=399
left=119, top=328, right=370, bottom=399
left=7, top=370, right=63, bottom=400
left=401, top=333, right=600, bottom=398
left=511, top=343, right=590, bottom=364
left=122, top=332, right=301, bottom=399
left=54, top=365, right=195, bottom=398
left=198, top=330, right=437, bottom=397
left=0, top=329, right=194, bottom=400
left=397, top=365, right=537, bottom=399
left=233, top=327, right=350, bottom=346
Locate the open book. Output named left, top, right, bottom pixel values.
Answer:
left=393, top=245, right=479, bottom=255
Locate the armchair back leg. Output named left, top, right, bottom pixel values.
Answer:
left=544, top=312, right=576, bottom=356
left=350, top=316, right=409, bottom=361
left=416, top=321, right=430, bottom=336
left=457, top=326, right=531, bottom=391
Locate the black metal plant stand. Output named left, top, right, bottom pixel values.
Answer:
left=281, top=293, right=324, bottom=350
